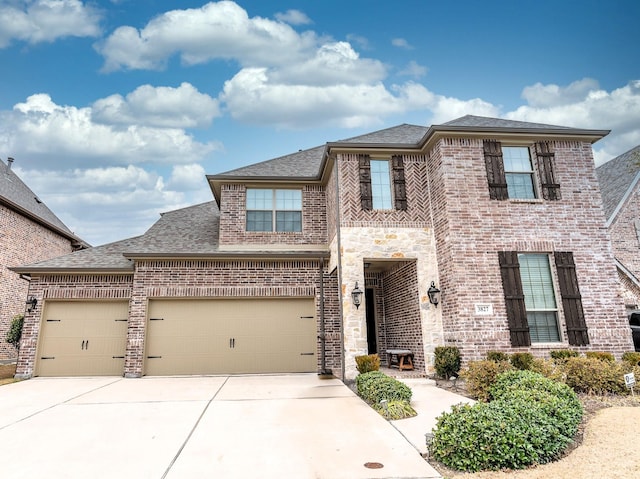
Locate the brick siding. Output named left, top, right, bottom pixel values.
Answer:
left=0, top=205, right=74, bottom=360
left=218, top=184, right=327, bottom=245
left=430, top=138, right=632, bottom=361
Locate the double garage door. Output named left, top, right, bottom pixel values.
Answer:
left=36, top=298, right=316, bottom=376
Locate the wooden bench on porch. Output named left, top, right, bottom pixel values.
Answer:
left=385, top=349, right=414, bottom=371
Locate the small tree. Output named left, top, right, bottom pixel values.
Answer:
left=6, top=314, right=24, bottom=350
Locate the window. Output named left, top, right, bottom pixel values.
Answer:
left=370, top=160, right=392, bottom=209
left=246, top=189, right=302, bottom=232
left=484, top=140, right=560, bottom=201
left=359, top=154, right=407, bottom=211
left=499, top=251, right=589, bottom=347
left=503, top=147, right=536, bottom=199
left=518, top=254, right=560, bottom=342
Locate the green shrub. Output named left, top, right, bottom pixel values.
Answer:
left=356, top=370, right=386, bottom=398
left=6, top=314, right=24, bottom=349
left=434, top=346, right=461, bottom=379
left=510, top=352, right=535, bottom=370
left=431, top=370, right=583, bottom=472
left=486, top=350, right=510, bottom=362
left=622, top=351, right=640, bottom=367
left=431, top=398, right=577, bottom=471
left=490, top=370, right=582, bottom=428
left=549, top=349, right=579, bottom=362
left=460, top=360, right=514, bottom=402
left=374, top=399, right=417, bottom=420
left=355, top=353, right=380, bottom=374
left=356, top=371, right=412, bottom=404
left=585, top=351, right=615, bottom=362
left=563, top=357, right=626, bottom=395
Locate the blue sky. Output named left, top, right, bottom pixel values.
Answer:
left=1, top=0, right=639, bottom=246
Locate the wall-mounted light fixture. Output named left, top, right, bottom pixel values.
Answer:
left=427, top=282, right=441, bottom=307
left=351, top=282, right=363, bottom=309
left=25, top=296, right=38, bottom=312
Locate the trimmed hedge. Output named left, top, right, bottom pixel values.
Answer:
left=563, top=357, right=627, bottom=395
left=434, top=346, right=461, bottom=379
left=431, top=371, right=583, bottom=472
left=355, top=353, right=380, bottom=374
left=356, top=371, right=412, bottom=404
left=460, top=359, right=514, bottom=402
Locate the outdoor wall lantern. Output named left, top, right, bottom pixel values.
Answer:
left=427, top=282, right=441, bottom=307
left=351, top=282, right=364, bottom=309
left=25, top=296, right=38, bottom=312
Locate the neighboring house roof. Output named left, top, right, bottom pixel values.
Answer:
left=0, top=158, right=86, bottom=247
left=595, top=145, right=640, bottom=223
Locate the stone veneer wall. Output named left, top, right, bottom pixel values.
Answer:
left=218, top=184, right=327, bottom=246
left=429, top=137, right=633, bottom=361
left=15, top=274, right=133, bottom=377
left=0, top=205, right=74, bottom=360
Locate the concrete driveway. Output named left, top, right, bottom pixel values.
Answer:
left=0, top=374, right=441, bottom=479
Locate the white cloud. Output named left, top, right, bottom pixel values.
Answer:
left=346, top=34, right=370, bottom=51
left=269, top=42, right=386, bottom=86
left=0, top=0, right=102, bottom=48
left=221, top=69, right=500, bottom=129
left=1, top=93, right=220, bottom=167
left=391, top=38, right=413, bottom=49
left=507, top=79, right=640, bottom=165
left=167, top=163, right=207, bottom=190
left=397, top=60, right=428, bottom=78
left=274, top=9, right=312, bottom=25
left=92, top=83, right=221, bottom=128
left=14, top=164, right=209, bottom=245
left=96, top=1, right=318, bottom=71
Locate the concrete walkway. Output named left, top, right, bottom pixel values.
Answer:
left=0, top=374, right=470, bottom=479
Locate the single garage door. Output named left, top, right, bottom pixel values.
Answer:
left=36, top=301, right=129, bottom=377
left=145, top=298, right=316, bottom=375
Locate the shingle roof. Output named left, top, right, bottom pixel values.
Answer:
left=442, top=115, right=573, bottom=130
left=0, top=158, right=79, bottom=240
left=216, top=145, right=326, bottom=178
left=596, top=145, right=640, bottom=221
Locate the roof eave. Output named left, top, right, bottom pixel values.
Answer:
left=206, top=174, right=323, bottom=206
left=0, top=195, right=87, bottom=246
left=9, top=266, right=134, bottom=275
left=123, top=251, right=329, bottom=260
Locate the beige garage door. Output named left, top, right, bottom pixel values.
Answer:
left=145, top=298, right=316, bottom=375
left=36, top=301, right=129, bottom=377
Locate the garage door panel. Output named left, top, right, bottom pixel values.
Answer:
left=37, top=301, right=129, bottom=377
left=145, top=298, right=316, bottom=375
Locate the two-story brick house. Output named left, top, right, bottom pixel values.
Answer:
left=1, top=158, right=85, bottom=360
left=12, top=116, right=633, bottom=380
left=596, top=146, right=640, bottom=315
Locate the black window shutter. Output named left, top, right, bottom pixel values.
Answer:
left=535, top=142, right=561, bottom=200
left=498, top=251, right=531, bottom=346
left=359, top=155, right=373, bottom=210
left=554, top=252, right=589, bottom=346
left=483, top=140, right=508, bottom=200
left=391, top=155, right=407, bottom=211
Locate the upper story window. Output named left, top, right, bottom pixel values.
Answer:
left=246, top=189, right=302, bottom=232
left=359, top=155, right=407, bottom=211
left=484, top=140, right=560, bottom=201
left=503, top=147, right=536, bottom=199
left=370, top=160, right=393, bottom=209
